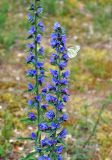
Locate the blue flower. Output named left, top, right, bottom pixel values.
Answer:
left=36, top=61, right=44, bottom=69
left=47, top=84, right=56, bottom=92
left=50, top=39, right=57, bottom=48
left=45, top=110, right=55, bottom=120
left=41, top=87, right=47, bottom=93
left=62, top=70, right=69, bottom=78
left=59, top=46, right=65, bottom=53
left=58, top=61, right=67, bottom=70
left=38, top=47, right=44, bottom=55
left=57, top=155, right=62, bottom=160
left=38, top=122, right=49, bottom=131
left=28, top=112, right=36, bottom=120
left=62, top=54, right=69, bottom=61
left=59, top=79, right=68, bottom=86
left=58, top=129, right=67, bottom=139
left=61, top=34, right=66, bottom=44
left=38, top=21, right=45, bottom=31
left=41, top=104, right=48, bottom=110
left=46, top=94, right=58, bottom=104
left=38, top=155, right=51, bottom=160
left=40, top=69, right=45, bottom=75
left=27, top=13, right=33, bottom=22
left=35, top=34, right=41, bottom=44
left=38, top=75, right=44, bottom=85
left=55, top=146, right=63, bottom=154
left=50, top=122, right=60, bottom=130
left=26, top=52, right=35, bottom=63
left=50, top=53, right=59, bottom=64
left=28, top=83, right=34, bottom=91
left=50, top=69, right=58, bottom=78
left=61, top=88, right=69, bottom=95
left=31, top=132, right=36, bottom=140
left=37, top=6, right=43, bottom=15
left=35, top=95, right=41, bottom=102
left=28, top=99, right=33, bottom=106
left=56, top=102, right=64, bottom=111
left=62, top=95, right=69, bottom=102
left=27, top=69, right=36, bottom=77
left=61, top=114, right=68, bottom=121
left=27, top=43, right=35, bottom=50
left=53, top=22, right=61, bottom=30
left=41, top=137, right=55, bottom=147
left=28, top=26, right=35, bottom=35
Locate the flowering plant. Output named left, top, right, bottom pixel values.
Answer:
left=21, top=1, right=69, bottom=160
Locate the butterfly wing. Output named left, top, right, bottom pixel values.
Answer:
left=67, top=45, right=80, bottom=58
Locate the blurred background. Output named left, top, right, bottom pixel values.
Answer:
left=0, top=0, right=112, bottom=159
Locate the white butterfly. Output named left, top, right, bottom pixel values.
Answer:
left=67, top=45, right=80, bottom=58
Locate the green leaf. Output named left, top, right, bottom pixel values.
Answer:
left=17, top=137, right=32, bottom=141
left=21, top=151, right=37, bottom=160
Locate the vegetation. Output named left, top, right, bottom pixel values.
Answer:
left=0, top=0, right=112, bottom=159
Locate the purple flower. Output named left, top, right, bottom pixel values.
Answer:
left=27, top=13, right=33, bottom=22
left=61, top=34, right=66, bottom=44
left=41, top=137, right=55, bottom=147
left=31, top=132, right=36, bottom=140
left=56, top=102, right=64, bottom=111
left=38, top=155, right=51, bottom=160
left=38, top=47, right=44, bottom=55
left=50, top=53, right=59, bottom=64
left=26, top=52, right=35, bottom=63
left=59, top=46, right=66, bottom=53
left=35, top=95, right=41, bottom=102
left=61, top=114, right=68, bottom=121
left=47, top=84, right=56, bottom=92
left=41, top=87, right=47, bottom=93
left=28, top=99, right=33, bottom=106
left=28, top=112, right=36, bottom=120
left=41, top=104, right=48, bottom=110
left=58, top=129, right=67, bottom=139
left=58, top=61, right=67, bottom=70
left=62, top=70, right=69, bottom=78
left=27, top=43, right=35, bottom=50
left=45, top=110, right=55, bottom=120
left=37, top=6, right=43, bottom=15
left=46, top=95, right=58, bottom=104
left=36, top=61, right=44, bottom=69
left=59, top=79, right=68, bottom=86
left=28, top=83, right=34, bottom=91
left=38, top=21, right=45, bottom=31
left=38, top=75, right=44, bottom=85
left=53, top=22, right=61, bottom=30
left=61, top=88, right=69, bottom=95
left=50, top=39, right=57, bottom=48
left=57, top=155, right=62, bottom=160
left=27, top=69, right=36, bottom=76
left=35, top=34, right=41, bottom=44
left=50, top=69, right=58, bottom=78
left=50, top=122, right=60, bottom=130
left=55, top=146, right=63, bottom=154
left=62, top=54, right=69, bottom=61
left=38, top=122, right=49, bottom=131
left=62, top=95, right=69, bottom=102
left=40, top=69, right=45, bottom=75
left=28, top=26, right=35, bottom=35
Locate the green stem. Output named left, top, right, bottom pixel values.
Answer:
left=34, top=0, right=41, bottom=152
left=52, top=52, right=61, bottom=159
